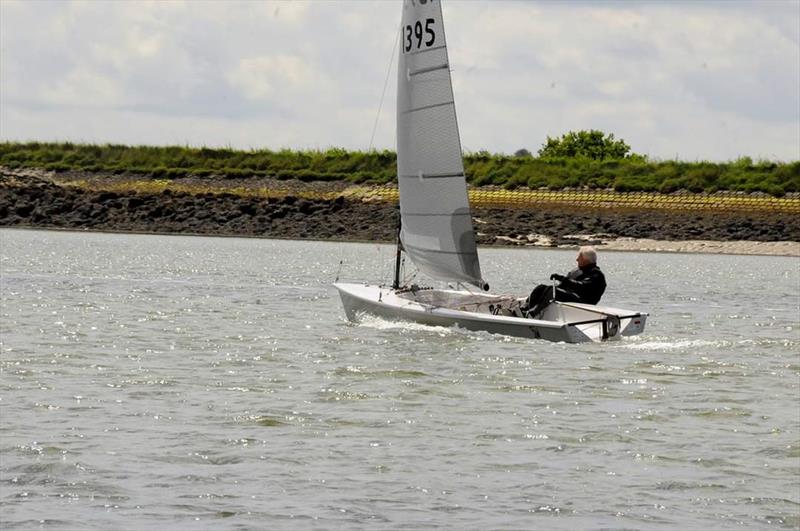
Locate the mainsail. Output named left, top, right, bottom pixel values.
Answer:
left=396, top=0, right=486, bottom=289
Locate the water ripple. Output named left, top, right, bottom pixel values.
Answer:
left=2, top=230, right=798, bottom=530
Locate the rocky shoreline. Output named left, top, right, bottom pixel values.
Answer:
left=1, top=170, right=798, bottom=256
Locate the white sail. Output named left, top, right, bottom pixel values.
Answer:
left=396, top=0, right=485, bottom=289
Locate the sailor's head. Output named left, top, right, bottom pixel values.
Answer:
left=576, top=246, right=597, bottom=268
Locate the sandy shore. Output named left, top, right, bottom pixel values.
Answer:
left=598, top=238, right=799, bottom=256
left=1, top=169, right=798, bottom=257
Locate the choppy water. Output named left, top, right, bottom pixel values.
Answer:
left=1, top=229, right=798, bottom=530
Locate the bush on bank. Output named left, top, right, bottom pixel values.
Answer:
left=1, top=142, right=798, bottom=196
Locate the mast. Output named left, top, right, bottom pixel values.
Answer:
left=392, top=213, right=402, bottom=290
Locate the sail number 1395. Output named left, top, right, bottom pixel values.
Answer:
left=404, top=18, right=436, bottom=53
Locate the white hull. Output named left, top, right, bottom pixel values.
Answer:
left=334, top=282, right=647, bottom=343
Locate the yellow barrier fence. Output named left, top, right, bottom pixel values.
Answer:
left=60, top=178, right=800, bottom=214
left=354, top=186, right=800, bottom=214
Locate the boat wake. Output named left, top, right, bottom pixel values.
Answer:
left=351, top=313, right=459, bottom=335
left=619, top=336, right=799, bottom=352
left=617, top=338, right=727, bottom=350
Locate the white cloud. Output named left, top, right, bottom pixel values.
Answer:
left=227, top=54, right=321, bottom=100
left=0, top=0, right=797, bottom=161
left=39, top=69, right=124, bottom=108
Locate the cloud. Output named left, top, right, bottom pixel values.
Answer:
left=227, top=54, right=321, bottom=100
left=448, top=1, right=799, bottom=160
left=1, top=0, right=797, bottom=160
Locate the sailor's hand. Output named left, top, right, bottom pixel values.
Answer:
left=550, top=273, right=566, bottom=282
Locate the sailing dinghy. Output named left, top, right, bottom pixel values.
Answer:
left=334, top=0, right=647, bottom=343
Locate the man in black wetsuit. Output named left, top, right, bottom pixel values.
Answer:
left=522, top=246, right=607, bottom=318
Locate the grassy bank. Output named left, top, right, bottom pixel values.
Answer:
left=2, top=142, right=798, bottom=196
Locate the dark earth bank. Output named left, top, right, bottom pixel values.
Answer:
left=2, top=173, right=798, bottom=245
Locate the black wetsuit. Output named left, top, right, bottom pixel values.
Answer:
left=525, top=264, right=607, bottom=314
left=558, top=264, right=607, bottom=304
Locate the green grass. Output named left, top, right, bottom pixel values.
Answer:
left=1, top=142, right=798, bottom=196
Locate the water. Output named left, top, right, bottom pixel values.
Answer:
left=1, top=229, right=798, bottom=530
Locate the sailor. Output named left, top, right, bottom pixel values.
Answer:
left=522, top=246, right=607, bottom=318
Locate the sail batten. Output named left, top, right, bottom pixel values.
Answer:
left=408, top=44, right=447, bottom=56
left=401, top=100, right=455, bottom=115
left=403, top=212, right=471, bottom=217
left=398, top=171, right=463, bottom=179
left=396, top=0, right=484, bottom=288
left=402, top=243, right=479, bottom=256
left=409, top=63, right=449, bottom=76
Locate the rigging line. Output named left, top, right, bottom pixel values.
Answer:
left=334, top=258, right=344, bottom=283
left=334, top=244, right=347, bottom=284
left=378, top=245, right=385, bottom=285
left=369, top=24, right=401, bottom=151
left=384, top=246, right=395, bottom=286
left=338, top=20, right=398, bottom=286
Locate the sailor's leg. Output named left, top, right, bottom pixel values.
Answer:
left=524, top=284, right=550, bottom=310
left=554, top=289, right=581, bottom=303
left=525, top=284, right=556, bottom=318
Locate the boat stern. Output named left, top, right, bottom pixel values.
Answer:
left=620, top=313, right=647, bottom=337
left=551, top=302, right=648, bottom=341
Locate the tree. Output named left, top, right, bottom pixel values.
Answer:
left=537, top=130, right=632, bottom=160
left=513, top=148, right=532, bottom=158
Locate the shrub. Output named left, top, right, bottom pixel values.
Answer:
left=538, top=130, right=635, bottom=160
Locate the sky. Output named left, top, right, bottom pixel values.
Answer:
left=1, top=0, right=798, bottom=161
